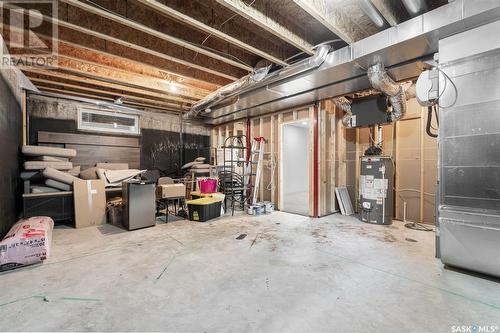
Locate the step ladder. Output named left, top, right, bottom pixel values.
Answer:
left=245, top=137, right=266, bottom=206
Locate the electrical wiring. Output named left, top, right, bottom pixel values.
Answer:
left=435, top=67, right=458, bottom=108
left=426, top=106, right=438, bottom=138
left=394, top=188, right=435, bottom=231
left=396, top=188, right=436, bottom=197
left=195, top=0, right=257, bottom=64
left=266, top=153, right=277, bottom=191
left=368, top=127, right=375, bottom=145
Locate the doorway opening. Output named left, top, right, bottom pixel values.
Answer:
left=280, top=120, right=310, bottom=216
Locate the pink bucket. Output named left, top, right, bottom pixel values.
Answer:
left=199, top=178, right=218, bottom=193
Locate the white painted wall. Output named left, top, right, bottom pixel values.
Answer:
left=281, top=123, right=309, bottom=215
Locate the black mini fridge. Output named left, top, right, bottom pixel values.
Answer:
left=122, top=180, right=156, bottom=230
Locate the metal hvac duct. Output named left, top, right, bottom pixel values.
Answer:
left=367, top=63, right=415, bottom=122
left=184, top=65, right=271, bottom=119
left=185, top=44, right=331, bottom=119
left=199, top=1, right=500, bottom=125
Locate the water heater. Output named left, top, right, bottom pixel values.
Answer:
left=359, top=156, right=394, bottom=225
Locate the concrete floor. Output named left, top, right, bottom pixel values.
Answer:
left=1, top=212, right=499, bottom=332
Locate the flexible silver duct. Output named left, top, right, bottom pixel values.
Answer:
left=185, top=44, right=331, bottom=119
left=367, top=63, right=410, bottom=122
left=332, top=97, right=354, bottom=127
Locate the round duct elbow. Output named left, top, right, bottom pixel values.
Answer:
left=367, top=63, right=401, bottom=97
left=342, top=113, right=354, bottom=128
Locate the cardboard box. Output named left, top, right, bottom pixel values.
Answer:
left=73, top=179, right=106, bottom=228
left=157, top=183, right=186, bottom=199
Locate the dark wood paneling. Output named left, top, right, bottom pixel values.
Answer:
left=38, top=131, right=139, bottom=147
left=66, top=144, right=140, bottom=170
left=0, top=75, right=22, bottom=237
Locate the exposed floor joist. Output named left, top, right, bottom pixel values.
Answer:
left=20, top=68, right=194, bottom=106
left=292, top=0, right=354, bottom=44
left=135, top=0, right=288, bottom=66
left=55, top=19, right=238, bottom=81
left=4, top=24, right=209, bottom=105
left=37, top=87, right=186, bottom=113
left=33, top=82, right=188, bottom=111
left=60, top=0, right=253, bottom=71
left=215, top=0, right=315, bottom=55
left=56, top=42, right=214, bottom=94
left=58, top=41, right=220, bottom=92
left=14, top=56, right=200, bottom=103
left=12, top=54, right=206, bottom=101
left=2, top=2, right=240, bottom=82
left=27, top=77, right=191, bottom=110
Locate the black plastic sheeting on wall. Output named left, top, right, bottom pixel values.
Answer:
left=0, top=75, right=22, bottom=237
left=141, top=128, right=210, bottom=177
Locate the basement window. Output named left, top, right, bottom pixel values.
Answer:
left=77, top=108, right=140, bottom=135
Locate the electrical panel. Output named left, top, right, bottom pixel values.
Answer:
left=359, top=156, right=394, bottom=225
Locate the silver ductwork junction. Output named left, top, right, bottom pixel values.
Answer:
left=185, top=44, right=331, bottom=119
left=368, top=63, right=414, bottom=122
left=185, top=65, right=271, bottom=119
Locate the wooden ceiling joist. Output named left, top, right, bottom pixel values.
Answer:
left=17, top=54, right=207, bottom=101
left=6, top=25, right=215, bottom=95
left=56, top=18, right=238, bottom=81
left=0, top=1, right=239, bottom=82
left=135, top=0, right=288, bottom=66
left=20, top=67, right=195, bottom=105
left=27, top=77, right=191, bottom=109
left=292, top=0, right=354, bottom=44
left=5, top=25, right=206, bottom=104
left=59, top=0, right=253, bottom=71
left=58, top=41, right=220, bottom=92
left=215, top=0, right=315, bottom=55
left=37, top=87, right=186, bottom=113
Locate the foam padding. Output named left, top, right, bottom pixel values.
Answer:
left=22, top=145, right=77, bottom=158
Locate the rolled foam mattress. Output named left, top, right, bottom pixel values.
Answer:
left=22, top=145, right=77, bottom=158
left=33, top=156, right=70, bottom=162
left=31, top=186, right=61, bottom=193
left=45, top=179, right=72, bottom=191
left=42, top=167, right=81, bottom=185
left=24, top=161, right=73, bottom=170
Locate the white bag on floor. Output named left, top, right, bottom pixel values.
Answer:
left=0, top=216, right=54, bottom=271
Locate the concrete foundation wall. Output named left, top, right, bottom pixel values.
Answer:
left=27, top=94, right=212, bottom=175
left=27, top=94, right=210, bottom=136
